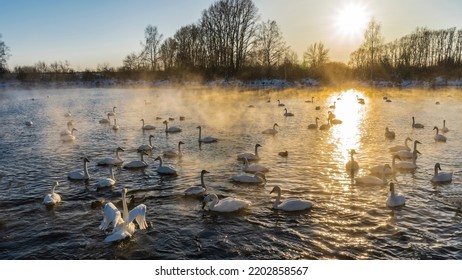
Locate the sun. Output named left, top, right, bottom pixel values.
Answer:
left=334, top=2, right=370, bottom=38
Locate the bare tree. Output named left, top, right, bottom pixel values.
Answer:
left=141, top=25, right=163, bottom=71
left=253, top=20, right=287, bottom=69
left=159, top=37, right=178, bottom=71
left=363, top=18, right=384, bottom=81
left=0, top=34, right=10, bottom=72
left=303, top=42, right=329, bottom=68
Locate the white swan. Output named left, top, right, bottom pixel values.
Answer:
left=202, top=193, right=251, bottom=212
left=99, top=188, right=147, bottom=242
left=163, top=120, right=182, bottom=133
left=60, top=121, right=74, bottom=136
left=394, top=149, right=420, bottom=171
left=262, top=123, right=278, bottom=134
left=412, top=116, right=424, bottom=128
left=243, top=158, right=269, bottom=173
left=154, top=156, right=177, bottom=175
left=392, top=140, right=421, bottom=159
left=389, top=137, right=412, bottom=152
left=237, top=143, right=261, bottom=161
left=433, top=126, right=447, bottom=142
left=345, top=149, right=359, bottom=174
left=355, top=166, right=387, bottom=186
left=386, top=183, right=405, bottom=208
left=64, top=111, right=72, bottom=117
left=112, top=118, right=120, bottom=131
left=307, top=117, right=319, bottom=129
left=108, top=106, right=117, bottom=117
left=305, top=96, right=314, bottom=103
left=270, top=186, right=313, bottom=211
left=431, top=163, right=453, bottom=183
left=369, top=155, right=400, bottom=176
left=140, top=118, right=155, bottom=130
left=96, top=166, right=116, bottom=189
left=441, top=120, right=449, bottom=133
left=123, top=151, right=149, bottom=169
left=283, top=108, right=294, bottom=117
left=328, top=111, right=342, bottom=124
left=43, top=181, right=61, bottom=206
left=277, top=99, right=285, bottom=107
left=99, top=113, right=111, bottom=124
left=319, top=118, right=331, bottom=130
left=385, top=127, right=395, bottom=139
left=25, top=120, right=33, bottom=127
left=68, top=157, right=90, bottom=180
left=329, top=101, right=336, bottom=109
left=184, top=170, right=209, bottom=196
left=61, top=128, right=77, bottom=142
left=163, top=141, right=184, bottom=158
left=137, top=134, right=155, bottom=154
left=231, top=171, right=266, bottom=184
left=97, top=147, right=124, bottom=166
left=197, top=125, right=218, bottom=143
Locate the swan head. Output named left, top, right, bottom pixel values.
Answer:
left=179, top=141, right=185, bottom=145
left=389, top=182, right=395, bottom=192
left=72, top=128, right=78, bottom=132
left=433, top=126, right=439, bottom=133
left=149, top=134, right=155, bottom=140
left=255, top=143, right=262, bottom=148
left=270, top=186, right=281, bottom=194
left=116, top=147, right=125, bottom=152
left=415, top=140, right=422, bottom=145
left=140, top=118, right=145, bottom=122
left=435, top=163, right=441, bottom=171
left=384, top=164, right=391, bottom=169
left=196, top=125, right=201, bottom=129
left=349, top=149, right=357, bottom=155
left=154, top=156, right=161, bottom=161
left=392, top=155, right=401, bottom=161
left=83, top=157, right=90, bottom=163
left=316, top=117, right=319, bottom=121
left=163, top=120, right=168, bottom=124
left=405, top=137, right=413, bottom=142
left=201, top=170, right=210, bottom=175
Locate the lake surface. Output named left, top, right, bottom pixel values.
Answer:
left=1, top=85, right=462, bottom=260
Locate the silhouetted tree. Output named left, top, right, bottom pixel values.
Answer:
left=141, top=25, right=163, bottom=71
left=303, top=42, right=329, bottom=68
left=0, top=34, right=11, bottom=73
left=253, top=20, right=287, bottom=70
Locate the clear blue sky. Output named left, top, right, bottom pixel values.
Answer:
left=1, top=0, right=460, bottom=70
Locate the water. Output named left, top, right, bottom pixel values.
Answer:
left=1, top=86, right=462, bottom=260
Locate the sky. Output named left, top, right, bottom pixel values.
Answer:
left=0, top=0, right=461, bottom=70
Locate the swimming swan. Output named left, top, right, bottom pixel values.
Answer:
left=345, top=149, right=360, bottom=174
left=68, top=157, right=90, bottom=180
left=243, top=158, right=269, bottom=173
left=262, top=123, right=279, bottom=134
left=392, top=140, right=421, bottom=159
left=394, top=149, right=420, bottom=171
left=99, top=113, right=111, bottom=124
left=237, top=143, right=261, bottom=161
left=163, top=141, right=184, bottom=158
left=163, top=120, right=182, bottom=133
left=138, top=134, right=155, bottom=154
left=140, top=118, right=155, bottom=130
left=231, top=171, right=266, bottom=184
left=277, top=99, right=285, bottom=107
left=96, top=166, right=116, bottom=189
left=202, top=193, right=251, bottom=212
left=307, top=117, right=319, bottom=129
left=43, top=181, right=61, bottom=206
left=283, top=108, right=294, bottom=117
left=386, top=183, right=405, bottom=208
left=60, top=121, right=74, bottom=136
left=319, top=118, right=331, bottom=130
left=97, top=147, right=124, bottom=166
left=112, top=119, right=120, bottom=131
left=385, top=127, right=396, bottom=139
left=369, top=155, right=400, bottom=176
left=154, top=156, right=177, bottom=175
left=431, top=163, right=453, bottom=183
left=184, top=170, right=209, bottom=196
left=270, top=186, right=313, bottom=211
left=441, top=120, right=449, bottom=133
left=61, top=128, right=78, bottom=142
left=433, top=126, right=447, bottom=142
left=197, top=125, right=218, bottom=143
left=99, top=188, right=147, bottom=242
left=412, top=116, right=424, bottom=128
left=123, top=151, right=149, bottom=169
left=355, top=166, right=387, bottom=186
left=388, top=137, right=413, bottom=152
left=108, top=106, right=117, bottom=117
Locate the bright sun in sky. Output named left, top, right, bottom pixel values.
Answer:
left=334, top=2, right=370, bottom=38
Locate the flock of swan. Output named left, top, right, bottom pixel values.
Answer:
left=39, top=92, right=456, bottom=244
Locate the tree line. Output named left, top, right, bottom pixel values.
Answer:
left=1, top=0, right=461, bottom=85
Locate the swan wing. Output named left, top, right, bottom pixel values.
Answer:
left=99, top=202, right=122, bottom=231
left=279, top=199, right=313, bottom=211
left=215, top=198, right=251, bottom=212
left=127, top=204, right=148, bottom=230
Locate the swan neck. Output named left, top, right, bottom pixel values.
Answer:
left=110, top=167, right=115, bottom=180
left=158, top=157, right=163, bottom=167
left=122, top=190, right=129, bottom=222
left=273, top=188, right=281, bottom=209
left=198, top=127, right=201, bottom=141
left=83, top=160, right=89, bottom=178
left=434, top=165, right=439, bottom=176
left=178, top=142, right=182, bottom=154
left=149, top=136, right=153, bottom=146
left=255, top=145, right=259, bottom=156
left=200, top=173, right=206, bottom=189
left=209, top=195, right=218, bottom=210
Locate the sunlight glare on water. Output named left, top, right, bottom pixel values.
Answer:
left=1, top=86, right=462, bottom=260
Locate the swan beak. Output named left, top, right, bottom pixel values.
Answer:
left=416, top=150, right=421, bottom=154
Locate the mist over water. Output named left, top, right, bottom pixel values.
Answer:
left=1, top=86, right=462, bottom=259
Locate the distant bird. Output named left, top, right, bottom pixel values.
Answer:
left=270, top=186, right=313, bottom=211
left=99, top=113, right=111, bottom=124
left=96, top=166, right=116, bottom=189
left=386, top=183, right=405, bottom=208
left=277, top=99, right=285, bottom=107
left=140, top=118, right=155, bottom=130
left=283, top=108, right=294, bottom=117
left=308, top=117, right=319, bottom=129
left=64, top=111, right=72, bottom=117
left=305, top=96, right=314, bottom=103
left=99, top=188, right=147, bottom=242
left=237, top=143, right=261, bottom=161
left=163, top=141, right=184, bottom=158
left=441, top=120, right=449, bottom=133
left=329, top=101, right=336, bottom=109
left=123, top=151, right=149, bottom=169
left=197, top=125, right=218, bottom=143
left=319, top=118, right=331, bottom=130
left=433, top=126, right=447, bottom=142
left=315, top=106, right=321, bottom=110
left=345, top=149, right=359, bottom=174
left=202, top=194, right=251, bottom=213
left=385, top=127, right=396, bottom=139
left=431, top=163, right=453, bottom=183
left=61, top=128, right=77, bottom=142
left=112, top=119, right=120, bottom=131
left=25, top=120, right=33, bottom=127
left=43, top=181, right=61, bottom=206
left=108, top=106, right=117, bottom=117
left=278, top=151, right=288, bottom=157
left=68, top=157, right=90, bottom=180
left=412, top=117, right=424, bottom=128
left=137, top=134, right=155, bottom=154
left=184, top=170, right=209, bottom=196
left=163, top=120, right=181, bottom=133
left=262, top=123, right=279, bottom=134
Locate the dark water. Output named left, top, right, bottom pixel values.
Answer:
left=1, top=86, right=462, bottom=260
